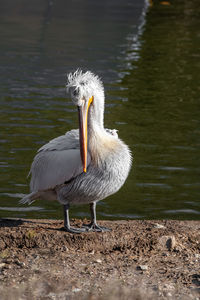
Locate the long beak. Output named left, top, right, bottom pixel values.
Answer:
left=78, top=96, right=94, bottom=173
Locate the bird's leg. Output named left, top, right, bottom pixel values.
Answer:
left=84, top=202, right=111, bottom=232
left=63, top=204, right=87, bottom=234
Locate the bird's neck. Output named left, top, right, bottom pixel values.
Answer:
left=87, top=103, right=102, bottom=159
left=87, top=95, right=120, bottom=165
left=88, top=116, right=104, bottom=133
left=88, top=119, right=105, bottom=145
left=88, top=120, right=120, bottom=167
left=89, top=93, right=105, bottom=130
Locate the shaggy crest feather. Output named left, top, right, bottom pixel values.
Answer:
left=66, top=69, right=104, bottom=93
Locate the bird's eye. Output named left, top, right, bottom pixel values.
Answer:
left=73, top=88, right=79, bottom=96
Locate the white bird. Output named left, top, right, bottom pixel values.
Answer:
left=20, top=70, right=132, bottom=233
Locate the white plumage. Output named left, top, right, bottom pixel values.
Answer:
left=20, top=70, right=132, bottom=233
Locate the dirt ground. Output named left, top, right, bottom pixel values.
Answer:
left=0, top=218, right=199, bottom=299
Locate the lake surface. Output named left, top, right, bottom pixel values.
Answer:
left=0, top=0, right=199, bottom=220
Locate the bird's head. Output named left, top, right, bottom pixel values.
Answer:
left=66, top=69, right=105, bottom=173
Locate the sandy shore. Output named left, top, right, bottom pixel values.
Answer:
left=0, top=218, right=199, bottom=299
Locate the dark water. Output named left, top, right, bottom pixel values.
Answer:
left=0, top=0, right=199, bottom=220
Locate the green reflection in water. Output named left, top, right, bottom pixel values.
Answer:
left=107, top=0, right=200, bottom=220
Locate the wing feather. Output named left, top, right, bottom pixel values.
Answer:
left=30, top=129, right=90, bottom=192
left=38, top=129, right=79, bottom=152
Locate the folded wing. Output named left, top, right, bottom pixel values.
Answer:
left=30, top=130, right=90, bottom=192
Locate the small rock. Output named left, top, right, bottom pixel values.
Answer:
left=163, top=283, right=175, bottom=290
left=15, top=260, right=25, bottom=267
left=137, top=265, right=148, bottom=271
left=158, top=235, right=176, bottom=250
left=33, top=281, right=52, bottom=297
left=95, top=259, right=102, bottom=263
left=72, top=288, right=81, bottom=293
left=62, top=246, right=68, bottom=251
left=154, top=223, right=165, bottom=229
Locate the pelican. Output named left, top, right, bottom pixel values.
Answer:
left=20, top=70, right=132, bottom=233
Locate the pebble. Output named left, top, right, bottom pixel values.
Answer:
left=72, top=288, right=81, bottom=293
left=15, top=260, right=25, bottom=267
left=137, top=265, right=148, bottom=271
left=154, top=223, right=166, bottom=229
left=95, top=259, right=102, bottom=263
left=62, top=246, right=68, bottom=251
left=163, top=283, right=175, bottom=290
left=158, top=235, right=176, bottom=250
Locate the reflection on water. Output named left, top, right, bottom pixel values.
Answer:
left=0, top=206, right=43, bottom=212
left=0, top=0, right=200, bottom=220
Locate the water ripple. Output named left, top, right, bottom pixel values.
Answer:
left=164, top=209, right=200, bottom=215
left=136, top=183, right=172, bottom=189
left=0, top=206, right=43, bottom=212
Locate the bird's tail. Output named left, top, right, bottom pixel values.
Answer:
left=19, top=192, right=40, bottom=205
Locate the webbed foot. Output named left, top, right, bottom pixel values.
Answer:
left=83, top=223, right=111, bottom=232
left=62, top=226, right=87, bottom=234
